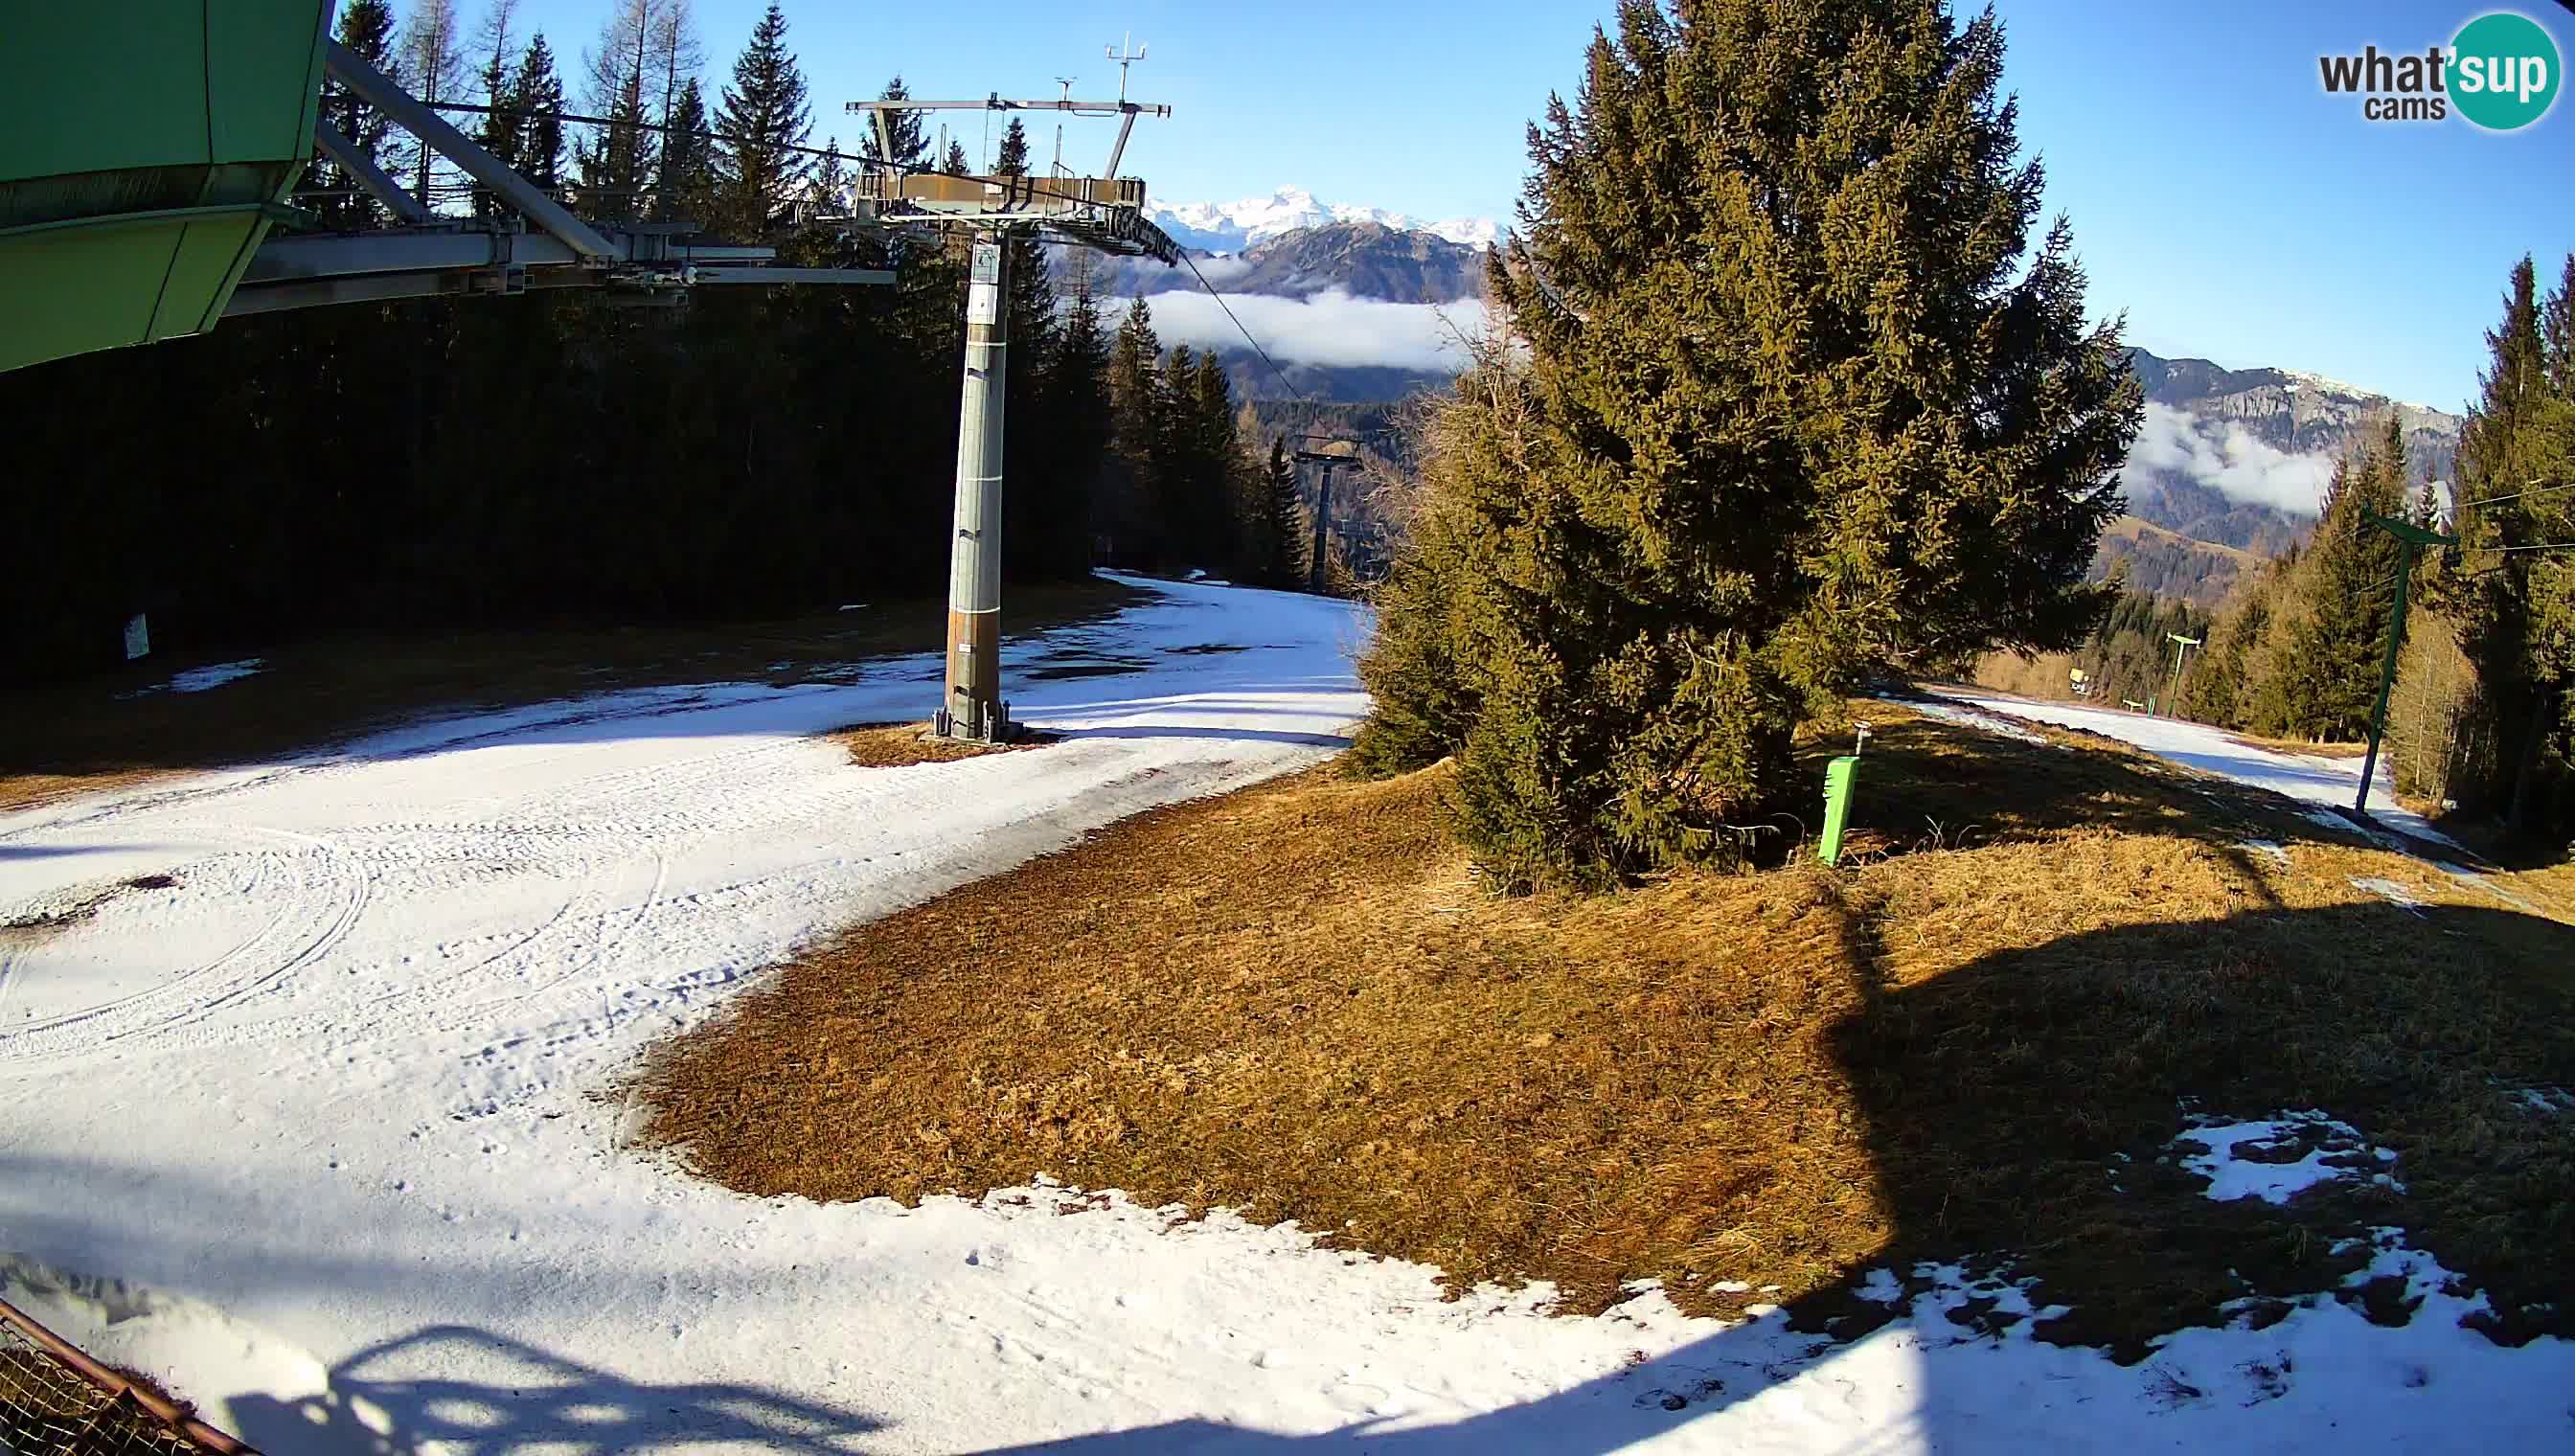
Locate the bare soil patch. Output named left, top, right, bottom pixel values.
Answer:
left=633, top=705, right=2575, bottom=1356
left=830, top=723, right=1060, bottom=769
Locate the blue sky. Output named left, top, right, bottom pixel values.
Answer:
left=497, top=0, right=2572, bottom=410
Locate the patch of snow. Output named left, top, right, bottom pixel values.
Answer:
left=2280, top=368, right=2381, bottom=401
left=2238, top=839, right=2290, bottom=865
left=2175, top=1111, right=2404, bottom=1205
left=1923, top=688, right=2464, bottom=851
left=2350, top=876, right=2427, bottom=913
left=8, top=585, right=2570, bottom=1451
left=114, top=658, right=263, bottom=698
left=1880, top=694, right=2048, bottom=743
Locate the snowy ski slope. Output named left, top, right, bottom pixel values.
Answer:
left=2, top=581, right=2566, bottom=1453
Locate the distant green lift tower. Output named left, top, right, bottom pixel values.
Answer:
left=0, top=3, right=332, bottom=375
left=0, top=4, right=890, bottom=377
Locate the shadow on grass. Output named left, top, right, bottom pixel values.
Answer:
left=1803, top=713, right=2364, bottom=860
left=977, top=899, right=2575, bottom=1452
left=0, top=580, right=1151, bottom=811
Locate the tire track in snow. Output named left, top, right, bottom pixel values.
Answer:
left=0, top=828, right=370, bottom=1059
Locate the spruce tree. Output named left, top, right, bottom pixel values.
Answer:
left=711, top=3, right=812, bottom=239
left=809, top=136, right=848, bottom=216
left=655, top=78, right=716, bottom=224
left=2271, top=430, right=2408, bottom=739
left=1104, top=297, right=1168, bottom=565
left=1251, top=437, right=1310, bottom=589
left=2182, top=565, right=2281, bottom=729
left=1045, top=256, right=1114, bottom=573
left=2443, top=254, right=2575, bottom=836
left=1356, top=0, right=2140, bottom=885
left=858, top=77, right=928, bottom=171
left=1159, top=344, right=1205, bottom=566
left=310, top=0, right=399, bottom=230
left=515, top=34, right=567, bottom=193
left=993, top=118, right=1032, bottom=177
left=942, top=139, right=971, bottom=175
left=1191, top=350, right=1245, bottom=567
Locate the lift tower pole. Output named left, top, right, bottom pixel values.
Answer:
left=1293, top=444, right=1362, bottom=596
left=847, top=79, right=1179, bottom=742
left=942, top=235, right=1012, bottom=739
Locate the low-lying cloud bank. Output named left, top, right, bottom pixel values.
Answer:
left=2125, top=402, right=2336, bottom=516
left=1132, top=288, right=1487, bottom=375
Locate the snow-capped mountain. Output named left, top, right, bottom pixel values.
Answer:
left=1146, top=185, right=1498, bottom=253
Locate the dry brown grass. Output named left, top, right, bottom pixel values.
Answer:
left=2223, top=731, right=2369, bottom=759
left=0, top=580, right=1144, bottom=815
left=632, top=707, right=2575, bottom=1356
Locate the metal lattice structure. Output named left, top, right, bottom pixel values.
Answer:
left=0, top=1300, right=254, bottom=1456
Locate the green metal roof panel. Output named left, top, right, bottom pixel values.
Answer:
left=0, top=5, right=326, bottom=373
left=209, top=2, right=332, bottom=173
left=0, top=3, right=330, bottom=185
left=0, top=205, right=278, bottom=375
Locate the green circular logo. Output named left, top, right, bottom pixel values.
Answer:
left=2451, top=11, right=2561, bottom=130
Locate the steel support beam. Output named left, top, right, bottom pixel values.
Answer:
left=845, top=98, right=1171, bottom=117
left=691, top=265, right=896, bottom=286
left=225, top=266, right=596, bottom=317
left=326, top=38, right=617, bottom=260
left=243, top=229, right=572, bottom=282
left=1103, top=110, right=1139, bottom=181
left=311, top=122, right=440, bottom=227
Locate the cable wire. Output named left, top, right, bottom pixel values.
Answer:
left=422, top=98, right=1331, bottom=410
left=2461, top=479, right=2575, bottom=511
left=1176, top=250, right=1311, bottom=404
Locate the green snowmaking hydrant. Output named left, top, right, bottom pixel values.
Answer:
left=1817, top=723, right=1870, bottom=867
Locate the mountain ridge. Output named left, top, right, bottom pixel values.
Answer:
left=1086, top=216, right=2468, bottom=603
left=1146, top=185, right=1499, bottom=253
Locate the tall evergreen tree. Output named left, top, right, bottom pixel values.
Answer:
left=1043, top=255, right=1114, bottom=573
left=858, top=76, right=928, bottom=171
left=2183, top=561, right=2284, bottom=728
left=654, top=78, right=717, bottom=224
left=2441, top=255, right=2575, bottom=835
left=1245, top=438, right=1310, bottom=589
left=809, top=135, right=848, bottom=216
left=1190, top=351, right=1246, bottom=567
left=711, top=3, right=812, bottom=239
left=2267, top=428, right=2409, bottom=739
left=942, top=139, right=971, bottom=175
left=1356, top=0, right=2139, bottom=884
left=1102, top=296, right=1168, bottom=565
left=308, top=0, right=399, bottom=230
left=993, top=117, right=1032, bottom=177
left=514, top=33, right=567, bottom=193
